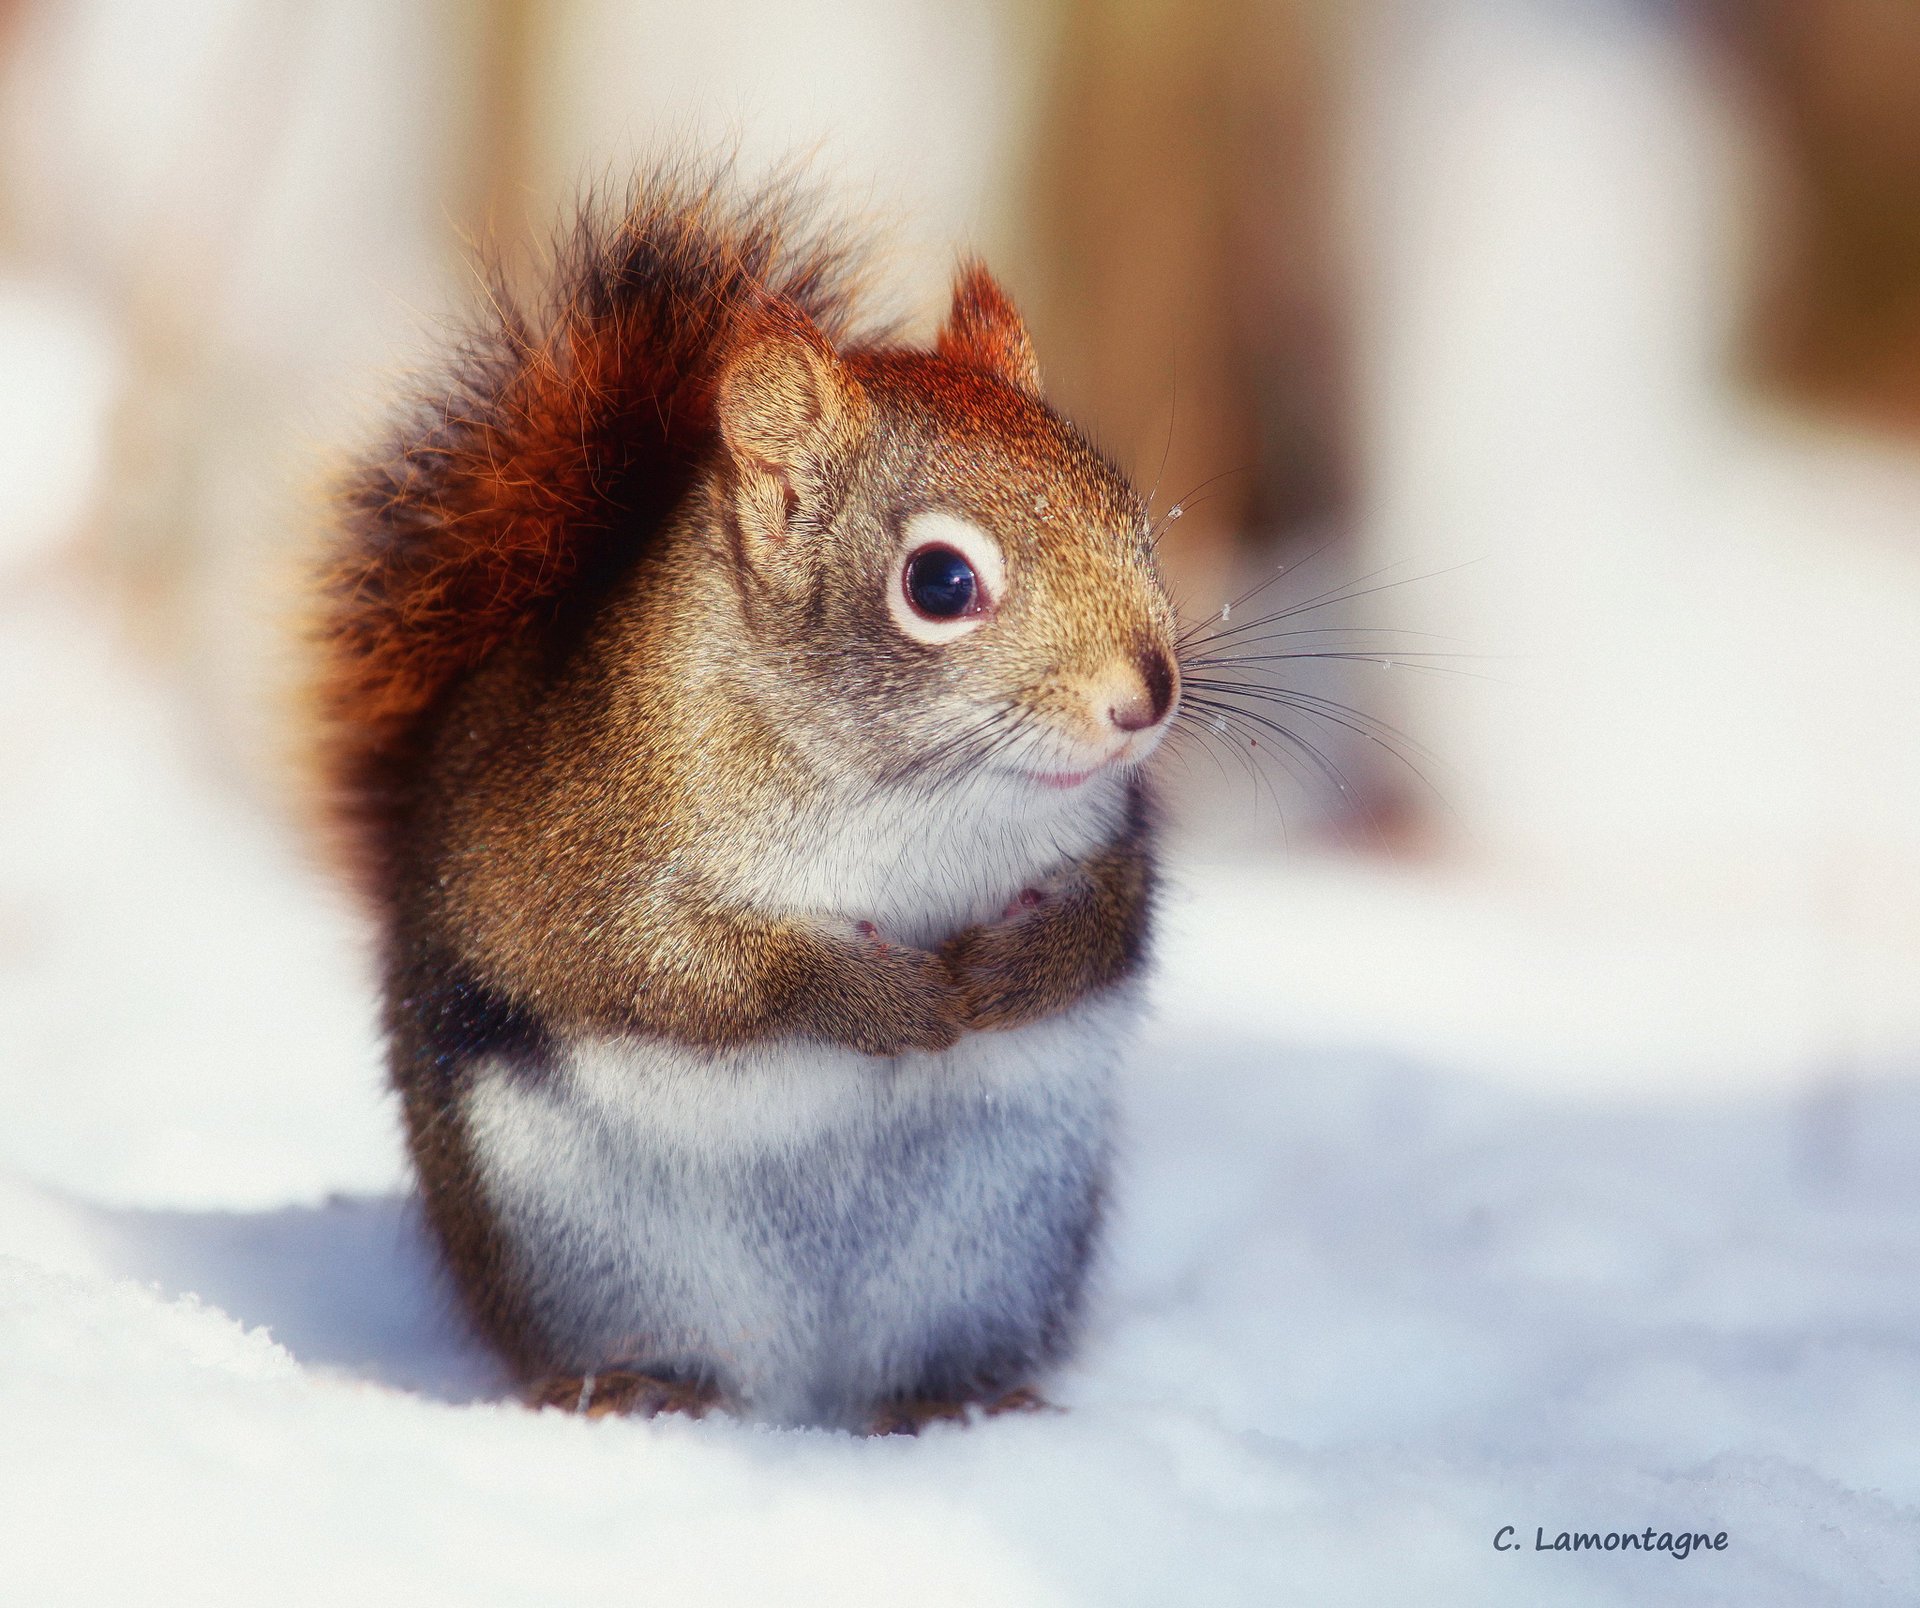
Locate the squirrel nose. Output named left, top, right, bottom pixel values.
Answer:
left=1106, top=646, right=1176, bottom=733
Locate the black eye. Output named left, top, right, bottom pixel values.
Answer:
left=903, top=544, right=978, bottom=620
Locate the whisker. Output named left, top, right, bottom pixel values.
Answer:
left=1180, top=533, right=1344, bottom=638
left=1185, top=679, right=1449, bottom=778
left=1177, top=542, right=1388, bottom=650
left=1180, top=557, right=1481, bottom=656
left=1168, top=708, right=1291, bottom=826
left=1177, top=694, right=1373, bottom=846
left=884, top=702, right=1020, bottom=788
left=1149, top=465, right=1256, bottom=549
left=1184, top=622, right=1466, bottom=648
left=1142, top=374, right=1177, bottom=527
left=1186, top=649, right=1496, bottom=682
left=1180, top=693, right=1354, bottom=803
left=1184, top=678, right=1459, bottom=821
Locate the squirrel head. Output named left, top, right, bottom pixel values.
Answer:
left=703, top=263, right=1180, bottom=801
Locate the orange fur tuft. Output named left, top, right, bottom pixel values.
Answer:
left=936, top=260, right=1042, bottom=396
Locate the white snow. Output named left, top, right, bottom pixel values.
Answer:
left=2, top=581, right=1918, bottom=1606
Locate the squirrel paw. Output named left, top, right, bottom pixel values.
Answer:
left=980, top=1385, right=1057, bottom=1417
left=839, top=937, right=967, bottom=1055
left=866, top=1397, right=971, bottom=1437
left=528, top=1369, right=722, bottom=1421
left=998, top=861, right=1089, bottom=921
left=866, top=1386, right=1056, bottom=1436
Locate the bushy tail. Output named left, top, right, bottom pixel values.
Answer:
left=307, top=168, right=870, bottom=896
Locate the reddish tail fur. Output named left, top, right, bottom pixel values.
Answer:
left=308, top=170, right=872, bottom=895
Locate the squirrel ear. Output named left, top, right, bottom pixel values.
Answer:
left=716, top=301, right=863, bottom=527
left=937, top=262, right=1041, bottom=396
left=715, top=302, right=864, bottom=572
left=718, top=303, right=867, bottom=571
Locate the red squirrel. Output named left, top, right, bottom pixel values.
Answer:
left=307, top=170, right=1181, bottom=1432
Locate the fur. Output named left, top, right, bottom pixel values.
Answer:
left=308, top=167, right=1182, bottom=1429
left=465, top=984, right=1133, bottom=1430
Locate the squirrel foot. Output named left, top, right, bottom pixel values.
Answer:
left=867, top=1397, right=970, bottom=1437
left=979, top=1384, right=1056, bottom=1417
left=528, top=1369, right=722, bottom=1421
left=866, top=1385, right=1056, bottom=1436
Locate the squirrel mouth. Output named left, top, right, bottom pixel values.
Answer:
left=1022, top=743, right=1134, bottom=790
left=1029, top=767, right=1101, bottom=790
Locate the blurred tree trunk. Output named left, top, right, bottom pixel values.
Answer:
left=1018, top=0, right=1356, bottom=610
left=462, top=0, right=545, bottom=277
left=1713, top=0, right=1920, bottom=438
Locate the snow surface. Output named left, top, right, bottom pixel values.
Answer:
left=2, top=584, right=1918, bottom=1606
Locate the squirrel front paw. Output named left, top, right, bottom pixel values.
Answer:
left=821, top=928, right=966, bottom=1056
left=940, top=870, right=1093, bottom=1033
left=939, top=919, right=1033, bottom=1030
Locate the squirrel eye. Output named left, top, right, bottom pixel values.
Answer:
left=887, top=512, right=1002, bottom=645
left=903, top=544, right=978, bottom=620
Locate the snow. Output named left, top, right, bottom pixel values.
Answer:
left=2, top=583, right=1918, bottom=1606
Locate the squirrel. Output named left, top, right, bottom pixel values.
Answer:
left=306, top=169, right=1182, bottom=1433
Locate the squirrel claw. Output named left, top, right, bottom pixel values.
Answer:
left=529, top=1369, right=721, bottom=1421
left=1000, top=887, right=1047, bottom=921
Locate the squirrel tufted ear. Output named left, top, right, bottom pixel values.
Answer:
left=714, top=302, right=865, bottom=575
left=937, top=261, right=1041, bottom=396
left=716, top=301, right=863, bottom=488
left=715, top=301, right=864, bottom=567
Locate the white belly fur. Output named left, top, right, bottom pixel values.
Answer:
left=465, top=985, right=1138, bottom=1426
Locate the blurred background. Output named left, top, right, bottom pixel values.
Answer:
left=2, top=0, right=1919, bottom=1198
